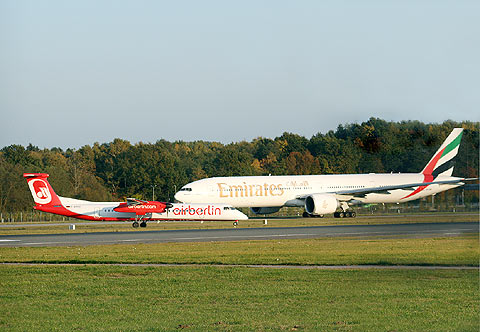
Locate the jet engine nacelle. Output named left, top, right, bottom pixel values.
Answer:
left=304, top=194, right=338, bottom=215
left=250, top=207, right=281, bottom=215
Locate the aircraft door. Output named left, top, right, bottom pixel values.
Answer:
left=208, top=185, right=215, bottom=197
left=367, top=180, right=377, bottom=202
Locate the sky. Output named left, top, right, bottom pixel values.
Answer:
left=1, top=1, right=479, bottom=149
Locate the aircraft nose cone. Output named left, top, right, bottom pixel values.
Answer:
left=174, top=192, right=182, bottom=202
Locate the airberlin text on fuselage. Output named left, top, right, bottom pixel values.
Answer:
left=128, top=205, right=157, bottom=209
left=217, top=182, right=285, bottom=198
left=172, top=205, right=221, bottom=216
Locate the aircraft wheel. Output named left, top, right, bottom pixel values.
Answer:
left=333, top=212, right=339, bottom=218
left=302, top=212, right=310, bottom=218
left=233, top=221, right=238, bottom=226
left=338, top=212, right=345, bottom=218
left=316, top=214, right=324, bottom=218
left=350, top=211, right=357, bottom=218
left=346, top=212, right=352, bottom=218
left=132, top=221, right=139, bottom=228
left=140, top=221, right=147, bottom=228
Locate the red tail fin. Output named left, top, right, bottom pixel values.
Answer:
left=23, top=173, right=62, bottom=208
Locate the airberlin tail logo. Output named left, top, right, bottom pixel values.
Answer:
left=28, top=179, right=52, bottom=204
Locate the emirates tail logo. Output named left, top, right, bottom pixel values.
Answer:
left=322, top=200, right=328, bottom=209
left=28, top=179, right=52, bottom=204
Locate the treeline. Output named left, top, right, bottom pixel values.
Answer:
left=1, top=118, right=478, bottom=213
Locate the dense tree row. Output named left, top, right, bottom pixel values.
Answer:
left=1, top=118, right=478, bottom=213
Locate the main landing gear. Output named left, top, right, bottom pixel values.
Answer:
left=334, top=211, right=356, bottom=218
left=333, top=202, right=356, bottom=218
left=302, top=211, right=356, bottom=218
left=132, top=215, right=148, bottom=228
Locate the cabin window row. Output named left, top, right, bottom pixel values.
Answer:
left=216, top=187, right=313, bottom=191
left=328, top=186, right=366, bottom=189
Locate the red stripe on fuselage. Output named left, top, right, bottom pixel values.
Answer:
left=400, top=174, right=431, bottom=200
left=34, top=206, right=236, bottom=221
left=34, top=205, right=134, bottom=221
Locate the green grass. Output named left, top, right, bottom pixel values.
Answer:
left=1, top=216, right=478, bottom=331
left=0, top=212, right=477, bottom=235
left=0, top=265, right=477, bottom=331
left=1, top=235, right=478, bottom=266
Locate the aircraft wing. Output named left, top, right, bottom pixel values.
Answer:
left=296, top=178, right=471, bottom=200
left=330, top=178, right=469, bottom=198
left=126, top=198, right=148, bottom=206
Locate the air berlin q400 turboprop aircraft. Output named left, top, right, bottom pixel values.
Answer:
left=24, top=173, right=247, bottom=227
left=175, top=128, right=474, bottom=218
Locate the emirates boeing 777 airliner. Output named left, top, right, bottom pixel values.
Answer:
left=175, top=128, right=472, bottom=218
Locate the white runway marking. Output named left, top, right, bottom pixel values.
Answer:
left=22, top=242, right=69, bottom=245
left=0, top=239, right=20, bottom=242
left=173, top=233, right=314, bottom=241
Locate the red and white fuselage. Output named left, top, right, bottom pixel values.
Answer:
left=24, top=173, right=247, bottom=222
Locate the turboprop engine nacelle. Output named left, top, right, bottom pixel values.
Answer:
left=250, top=207, right=282, bottom=215
left=305, top=194, right=338, bottom=215
left=114, top=199, right=173, bottom=215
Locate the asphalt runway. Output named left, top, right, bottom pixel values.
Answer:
left=0, top=213, right=477, bottom=228
left=0, top=222, right=477, bottom=247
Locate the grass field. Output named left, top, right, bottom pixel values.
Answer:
left=0, top=235, right=478, bottom=266
left=0, top=265, right=478, bottom=331
left=0, top=213, right=478, bottom=331
left=0, top=212, right=477, bottom=235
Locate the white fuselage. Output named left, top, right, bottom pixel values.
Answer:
left=57, top=197, right=248, bottom=221
left=175, top=173, right=462, bottom=208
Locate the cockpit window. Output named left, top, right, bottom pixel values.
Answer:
left=223, top=206, right=237, bottom=211
left=179, top=188, right=192, bottom=192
